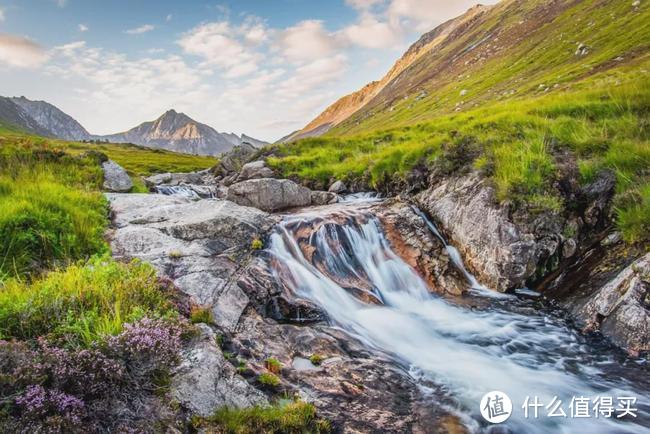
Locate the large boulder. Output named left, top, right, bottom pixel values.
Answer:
left=106, top=193, right=274, bottom=332
left=171, top=324, right=267, bottom=417
left=102, top=160, right=133, bottom=192
left=237, top=160, right=275, bottom=181
left=227, top=178, right=312, bottom=212
left=576, top=253, right=650, bottom=355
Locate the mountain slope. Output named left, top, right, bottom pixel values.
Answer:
left=0, top=97, right=54, bottom=136
left=10, top=96, right=90, bottom=141
left=290, top=0, right=649, bottom=139
left=284, top=4, right=491, bottom=142
left=98, top=110, right=267, bottom=156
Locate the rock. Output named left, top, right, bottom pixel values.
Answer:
left=577, top=253, right=650, bottom=354
left=227, top=178, right=312, bottom=212
left=144, top=171, right=211, bottom=188
left=416, top=174, right=537, bottom=291
left=575, top=42, right=589, bottom=56
left=171, top=324, right=267, bottom=417
left=102, top=160, right=133, bottom=192
left=237, top=160, right=275, bottom=181
left=562, top=238, right=577, bottom=258
left=602, top=231, right=622, bottom=246
left=459, top=89, right=468, bottom=96
left=632, top=0, right=640, bottom=7
left=215, top=143, right=257, bottom=175
left=310, top=191, right=338, bottom=206
left=106, top=194, right=274, bottom=331
left=328, top=180, right=347, bottom=194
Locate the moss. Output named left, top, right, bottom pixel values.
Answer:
left=190, top=306, right=214, bottom=325
left=309, top=354, right=324, bottom=366
left=251, top=238, right=264, bottom=250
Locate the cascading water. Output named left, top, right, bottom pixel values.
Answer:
left=155, top=184, right=216, bottom=199
left=267, top=199, right=649, bottom=433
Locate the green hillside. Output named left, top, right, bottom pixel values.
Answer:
left=269, top=0, right=650, bottom=242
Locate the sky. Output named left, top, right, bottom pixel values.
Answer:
left=0, top=0, right=497, bottom=141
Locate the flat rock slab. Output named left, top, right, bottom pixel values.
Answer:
left=227, top=178, right=312, bottom=212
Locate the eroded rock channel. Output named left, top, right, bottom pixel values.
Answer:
left=106, top=190, right=649, bottom=433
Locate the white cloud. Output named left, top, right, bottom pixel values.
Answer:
left=78, top=24, right=89, bottom=32
left=388, top=0, right=488, bottom=32
left=166, top=14, right=173, bottom=22
left=0, top=8, right=5, bottom=22
left=0, top=34, right=49, bottom=68
left=54, top=0, right=67, bottom=7
left=346, top=0, right=385, bottom=10
left=277, top=20, right=340, bottom=63
left=125, top=24, right=155, bottom=35
left=178, top=21, right=264, bottom=78
left=278, top=54, right=347, bottom=97
left=341, top=14, right=402, bottom=48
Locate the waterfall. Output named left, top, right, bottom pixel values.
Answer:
left=267, top=205, right=649, bottom=433
left=155, top=184, right=216, bottom=199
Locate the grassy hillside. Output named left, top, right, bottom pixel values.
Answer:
left=0, top=129, right=216, bottom=280
left=269, top=0, right=650, bottom=243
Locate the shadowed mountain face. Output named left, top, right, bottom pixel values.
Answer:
left=96, top=110, right=267, bottom=156
left=10, top=96, right=91, bottom=141
left=0, top=97, right=60, bottom=137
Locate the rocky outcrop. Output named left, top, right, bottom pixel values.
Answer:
left=102, top=160, right=133, bottom=192
left=171, top=324, right=267, bottom=417
left=310, top=191, right=338, bottom=206
left=214, top=143, right=257, bottom=176
left=106, top=194, right=274, bottom=332
left=573, top=253, right=650, bottom=355
left=227, top=178, right=312, bottom=212
left=328, top=180, right=347, bottom=194
left=237, top=160, right=275, bottom=181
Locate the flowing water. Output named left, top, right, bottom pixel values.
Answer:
left=267, top=198, right=649, bottom=433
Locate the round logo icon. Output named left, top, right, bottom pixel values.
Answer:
left=480, top=390, right=513, bottom=424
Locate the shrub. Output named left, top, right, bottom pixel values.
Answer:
left=257, top=372, right=281, bottom=388
left=15, top=385, right=86, bottom=432
left=195, top=401, right=330, bottom=434
left=251, top=238, right=264, bottom=250
left=265, top=358, right=282, bottom=374
left=0, top=258, right=177, bottom=346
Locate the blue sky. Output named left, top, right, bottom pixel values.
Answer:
left=0, top=0, right=497, bottom=141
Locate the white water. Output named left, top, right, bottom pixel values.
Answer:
left=155, top=184, right=216, bottom=199
left=268, top=205, right=649, bottom=433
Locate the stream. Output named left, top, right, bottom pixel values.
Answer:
left=266, top=197, right=649, bottom=433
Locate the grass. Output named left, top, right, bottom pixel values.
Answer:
left=258, top=372, right=281, bottom=388
left=0, top=257, right=177, bottom=347
left=190, top=305, right=215, bottom=325
left=269, top=80, right=650, bottom=243
left=194, top=400, right=330, bottom=434
left=265, top=358, right=282, bottom=374
left=309, top=354, right=324, bottom=366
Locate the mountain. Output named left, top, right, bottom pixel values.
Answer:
left=97, top=110, right=267, bottom=156
left=0, top=97, right=53, bottom=136
left=283, top=4, right=491, bottom=141
left=10, top=96, right=90, bottom=141
left=288, top=0, right=649, bottom=139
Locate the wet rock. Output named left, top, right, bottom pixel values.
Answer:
left=237, top=160, right=274, bottom=181
left=144, top=170, right=212, bottom=188
left=602, top=231, right=622, bottom=246
left=416, top=174, right=537, bottom=291
left=102, top=159, right=133, bottom=192
left=171, top=324, right=267, bottom=417
left=328, top=180, right=347, bottom=194
left=562, top=238, right=577, bottom=258
left=577, top=253, right=650, bottom=355
left=227, top=178, right=312, bottom=212
left=310, top=191, right=338, bottom=206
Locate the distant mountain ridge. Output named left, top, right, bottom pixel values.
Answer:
left=0, top=97, right=265, bottom=156
left=94, top=109, right=266, bottom=156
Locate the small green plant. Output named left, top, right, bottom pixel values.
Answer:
left=168, top=250, right=182, bottom=259
left=194, top=400, right=330, bottom=433
left=258, top=372, right=281, bottom=388
left=251, top=238, right=264, bottom=250
left=190, top=306, right=214, bottom=324
left=223, top=351, right=235, bottom=360
left=265, top=357, right=282, bottom=374
left=309, top=354, right=324, bottom=366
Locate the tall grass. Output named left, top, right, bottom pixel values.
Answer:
left=0, top=257, right=176, bottom=347
left=270, top=81, right=650, bottom=242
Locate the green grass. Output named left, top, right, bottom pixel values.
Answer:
left=0, top=257, right=177, bottom=347
left=270, top=80, right=650, bottom=243
left=265, top=358, right=282, bottom=374
left=190, top=305, right=214, bottom=325
left=258, top=372, right=281, bottom=388
left=195, top=400, right=330, bottom=434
